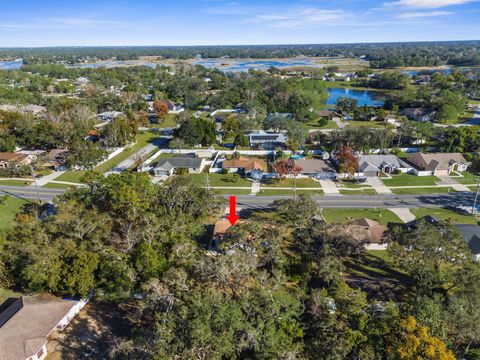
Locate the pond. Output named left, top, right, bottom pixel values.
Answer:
left=0, top=59, right=23, bottom=70
left=326, top=88, right=385, bottom=107
left=193, top=58, right=326, bottom=72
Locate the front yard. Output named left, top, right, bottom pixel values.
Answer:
left=322, top=208, right=403, bottom=226
left=262, top=178, right=321, bottom=188
left=186, top=173, right=252, bottom=188
left=391, top=187, right=455, bottom=195
left=411, top=207, right=478, bottom=225
left=0, top=197, right=29, bottom=232
left=382, top=173, right=440, bottom=187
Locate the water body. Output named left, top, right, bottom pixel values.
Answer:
left=0, top=60, right=23, bottom=70
left=194, top=58, right=327, bottom=72
left=326, top=88, right=385, bottom=107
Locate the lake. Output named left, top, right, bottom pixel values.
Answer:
left=326, top=88, right=385, bottom=107
left=193, top=58, right=326, bottom=72
left=0, top=60, right=23, bottom=70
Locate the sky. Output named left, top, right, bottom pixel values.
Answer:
left=0, top=0, right=478, bottom=47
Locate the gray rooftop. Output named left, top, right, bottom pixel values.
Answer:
left=455, top=224, right=480, bottom=255
left=154, top=157, right=203, bottom=170
left=358, top=154, right=410, bottom=173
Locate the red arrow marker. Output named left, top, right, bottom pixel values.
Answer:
left=227, top=196, right=239, bottom=226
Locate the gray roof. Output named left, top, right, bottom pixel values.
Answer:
left=455, top=224, right=480, bottom=255
left=359, top=154, right=410, bottom=173
left=154, top=157, right=203, bottom=170
left=293, top=159, right=334, bottom=174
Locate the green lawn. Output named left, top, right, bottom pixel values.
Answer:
left=306, top=119, right=338, bottom=129
left=455, top=171, right=479, bottom=185
left=257, top=189, right=324, bottom=196
left=347, top=121, right=386, bottom=128
left=0, top=179, right=31, bottom=186
left=186, top=173, right=252, bottom=188
left=56, top=131, right=162, bottom=183
left=262, top=178, right=321, bottom=188
left=213, top=189, right=252, bottom=195
left=382, top=174, right=440, bottom=187
left=391, top=187, right=456, bottom=195
left=0, top=287, right=21, bottom=304
left=42, top=182, right=77, bottom=190
left=337, top=180, right=373, bottom=189
left=322, top=208, right=403, bottom=226
left=339, top=189, right=377, bottom=195
left=411, top=207, right=478, bottom=225
left=0, top=197, right=29, bottom=231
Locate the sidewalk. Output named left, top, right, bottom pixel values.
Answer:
left=34, top=171, right=65, bottom=186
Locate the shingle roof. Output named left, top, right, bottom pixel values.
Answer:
left=154, top=157, right=203, bottom=170
left=0, top=152, right=25, bottom=162
left=293, top=159, right=333, bottom=173
left=0, top=295, right=78, bottom=360
left=222, top=157, right=266, bottom=172
left=455, top=224, right=480, bottom=255
left=409, top=153, right=469, bottom=171
left=358, top=155, right=409, bottom=173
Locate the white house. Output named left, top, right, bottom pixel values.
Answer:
left=152, top=157, right=205, bottom=177
left=0, top=295, right=87, bottom=360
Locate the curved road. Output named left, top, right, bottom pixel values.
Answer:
left=0, top=185, right=475, bottom=210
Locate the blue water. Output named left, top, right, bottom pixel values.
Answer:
left=194, top=58, right=328, bottom=72
left=291, top=154, right=304, bottom=160
left=0, top=60, right=23, bottom=70
left=326, top=88, right=385, bottom=107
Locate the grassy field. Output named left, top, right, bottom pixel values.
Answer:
left=0, top=197, right=29, bottom=231
left=322, top=208, right=403, bottom=226
left=382, top=174, right=440, bottom=187
left=0, top=179, right=31, bottom=186
left=257, top=189, right=324, bottom=196
left=306, top=119, right=339, bottom=129
left=337, top=180, right=373, bottom=189
left=262, top=178, right=321, bottom=188
left=56, top=131, right=162, bottom=183
left=391, top=187, right=456, bottom=195
left=186, top=173, right=252, bottom=188
left=212, top=189, right=252, bottom=195
left=411, top=207, right=478, bottom=224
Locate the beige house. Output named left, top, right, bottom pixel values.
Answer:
left=408, top=153, right=470, bottom=176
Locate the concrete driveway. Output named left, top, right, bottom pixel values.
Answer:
left=366, top=177, right=392, bottom=194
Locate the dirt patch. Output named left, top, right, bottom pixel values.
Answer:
left=47, top=301, right=137, bottom=360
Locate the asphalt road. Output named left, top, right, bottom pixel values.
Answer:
left=0, top=185, right=475, bottom=210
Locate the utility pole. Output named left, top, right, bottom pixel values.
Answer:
left=206, top=171, right=210, bottom=191
left=472, top=172, right=480, bottom=216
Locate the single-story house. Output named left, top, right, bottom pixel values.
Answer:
left=0, top=152, right=32, bottom=170
left=455, top=225, right=480, bottom=262
left=222, top=157, right=266, bottom=175
left=247, top=131, right=287, bottom=149
left=408, top=152, right=470, bottom=176
left=97, top=111, right=124, bottom=122
left=292, top=159, right=336, bottom=178
left=166, top=101, right=185, bottom=114
left=266, top=112, right=294, bottom=122
left=43, top=149, right=68, bottom=170
left=400, top=108, right=436, bottom=122
left=0, top=295, right=87, bottom=360
left=21, top=104, right=46, bottom=115
left=318, top=110, right=339, bottom=120
left=152, top=157, right=205, bottom=177
left=347, top=218, right=388, bottom=250
left=358, top=154, right=412, bottom=177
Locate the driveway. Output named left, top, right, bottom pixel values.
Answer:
left=437, top=175, right=471, bottom=192
left=366, top=177, right=392, bottom=194
left=388, top=208, right=416, bottom=223
left=319, top=179, right=339, bottom=195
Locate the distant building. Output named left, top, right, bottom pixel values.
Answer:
left=0, top=295, right=87, bottom=360
left=97, top=111, right=124, bottom=122
left=247, top=131, right=287, bottom=149
left=166, top=101, right=184, bottom=114
left=152, top=157, right=205, bottom=177
left=408, top=153, right=470, bottom=176
left=400, top=108, right=436, bottom=122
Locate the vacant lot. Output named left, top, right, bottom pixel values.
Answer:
left=262, top=178, right=321, bottom=188
left=187, top=173, right=252, bottom=188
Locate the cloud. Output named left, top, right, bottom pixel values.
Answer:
left=251, top=8, right=346, bottom=28
left=396, top=10, right=453, bottom=17
left=384, top=0, right=474, bottom=8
